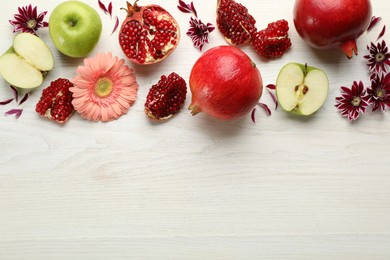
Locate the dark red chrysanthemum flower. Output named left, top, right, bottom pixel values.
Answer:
left=187, top=17, right=215, bottom=51
left=367, top=73, right=390, bottom=111
left=335, top=81, right=370, bottom=121
left=9, top=4, right=48, bottom=35
left=364, top=40, right=390, bottom=74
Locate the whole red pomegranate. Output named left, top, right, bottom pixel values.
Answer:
left=189, top=46, right=263, bottom=120
left=293, top=0, right=372, bottom=58
left=119, top=1, right=180, bottom=65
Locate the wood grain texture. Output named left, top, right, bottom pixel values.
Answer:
left=1, top=0, right=390, bottom=259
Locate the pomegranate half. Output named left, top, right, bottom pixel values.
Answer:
left=189, top=46, right=263, bottom=120
left=293, top=0, right=372, bottom=58
left=119, top=1, right=180, bottom=65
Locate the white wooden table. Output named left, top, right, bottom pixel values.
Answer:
left=1, top=0, right=390, bottom=259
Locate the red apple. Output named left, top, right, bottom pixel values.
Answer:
left=293, top=0, right=372, bottom=58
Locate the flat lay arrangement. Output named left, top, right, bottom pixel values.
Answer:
left=0, top=0, right=389, bottom=259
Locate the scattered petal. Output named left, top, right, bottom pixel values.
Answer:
left=108, top=2, right=113, bottom=18
left=251, top=101, right=272, bottom=123
left=18, top=93, right=29, bottom=106
left=177, top=0, right=197, bottom=17
left=377, top=25, right=386, bottom=41
left=367, top=16, right=381, bottom=32
left=258, top=102, right=272, bottom=116
left=251, top=108, right=256, bottom=123
left=98, top=0, right=108, bottom=14
left=0, top=98, right=14, bottom=105
left=190, top=2, right=198, bottom=18
left=5, top=108, right=23, bottom=119
left=10, top=85, right=19, bottom=102
left=111, top=16, right=119, bottom=35
left=265, top=84, right=278, bottom=109
left=265, top=84, right=276, bottom=90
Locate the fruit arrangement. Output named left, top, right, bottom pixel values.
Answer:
left=0, top=0, right=389, bottom=125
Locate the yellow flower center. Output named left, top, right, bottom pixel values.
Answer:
left=351, top=96, right=362, bottom=107
left=375, top=52, right=385, bottom=62
left=376, top=88, right=385, bottom=98
left=95, top=77, right=113, bottom=97
left=26, top=19, right=37, bottom=29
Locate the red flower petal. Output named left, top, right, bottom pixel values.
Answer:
left=108, top=2, right=113, bottom=18
left=0, top=98, right=14, bottom=105
left=18, top=93, right=29, bottom=106
left=251, top=108, right=256, bottom=123
left=111, top=16, right=119, bottom=35
left=367, top=16, right=381, bottom=32
left=10, top=85, right=19, bottom=102
left=377, top=25, right=386, bottom=41
left=5, top=108, right=23, bottom=119
left=258, top=102, right=272, bottom=116
left=177, top=0, right=198, bottom=17
left=98, top=0, right=108, bottom=14
left=265, top=84, right=278, bottom=109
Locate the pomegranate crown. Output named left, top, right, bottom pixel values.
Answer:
left=122, top=0, right=141, bottom=17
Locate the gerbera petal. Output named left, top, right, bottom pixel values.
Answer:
left=110, top=102, right=123, bottom=116
left=101, top=106, right=109, bottom=122
left=72, top=77, right=92, bottom=89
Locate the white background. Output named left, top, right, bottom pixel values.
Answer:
left=1, top=0, right=390, bottom=259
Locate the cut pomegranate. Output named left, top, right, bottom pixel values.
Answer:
left=119, top=0, right=180, bottom=65
left=35, top=78, right=74, bottom=124
left=252, top=19, right=292, bottom=59
left=216, top=0, right=257, bottom=45
left=145, top=72, right=187, bottom=120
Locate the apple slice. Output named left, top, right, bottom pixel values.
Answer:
left=0, top=33, right=54, bottom=89
left=276, top=62, right=329, bottom=116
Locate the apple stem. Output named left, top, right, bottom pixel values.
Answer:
left=340, top=39, right=358, bottom=59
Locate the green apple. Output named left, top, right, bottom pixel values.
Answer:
left=49, top=1, right=102, bottom=58
left=276, top=62, right=329, bottom=116
left=0, top=33, right=54, bottom=89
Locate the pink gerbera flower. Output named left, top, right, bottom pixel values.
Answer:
left=70, top=52, right=139, bottom=122
left=9, top=4, right=48, bottom=35
left=335, top=81, right=370, bottom=121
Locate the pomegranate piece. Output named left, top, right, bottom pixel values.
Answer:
left=144, top=72, right=187, bottom=120
left=252, top=19, right=292, bottom=59
left=119, top=0, right=180, bottom=65
left=35, top=78, right=74, bottom=123
left=216, top=0, right=257, bottom=45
